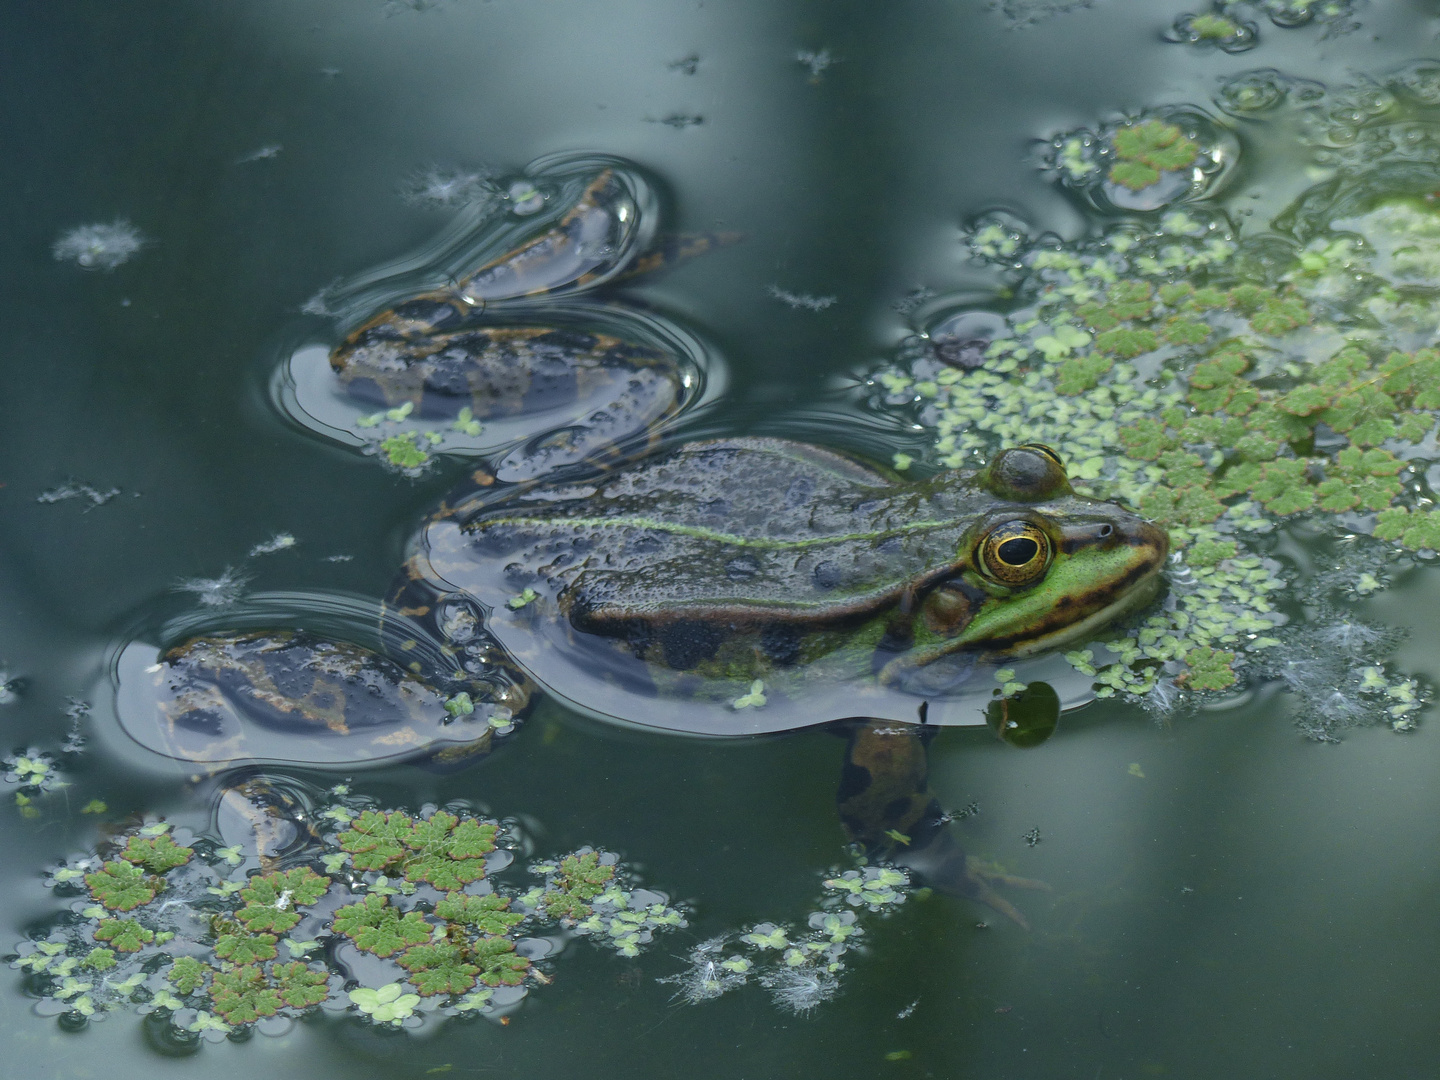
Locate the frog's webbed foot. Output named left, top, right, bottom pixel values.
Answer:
left=900, top=841, right=1051, bottom=929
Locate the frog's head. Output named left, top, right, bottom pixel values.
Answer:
left=917, top=445, right=1169, bottom=660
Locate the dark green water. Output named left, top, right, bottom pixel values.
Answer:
left=4, top=1, right=1440, bottom=1077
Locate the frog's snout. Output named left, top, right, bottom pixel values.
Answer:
left=1130, top=518, right=1171, bottom=577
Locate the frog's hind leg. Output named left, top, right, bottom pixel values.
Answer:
left=835, top=719, right=1050, bottom=928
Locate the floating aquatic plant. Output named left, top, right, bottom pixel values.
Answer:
left=1043, top=112, right=1233, bottom=212
left=660, top=865, right=911, bottom=1014
left=9, top=800, right=685, bottom=1040
left=885, top=76, right=1440, bottom=735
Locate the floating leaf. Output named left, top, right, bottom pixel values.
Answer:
left=337, top=810, right=412, bottom=871
left=272, top=961, right=328, bottom=1009
left=209, top=965, right=283, bottom=1025
left=1093, top=327, right=1159, bottom=359
left=167, top=956, right=210, bottom=995
left=472, top=936, right=530, bottom=987
left=94, top=919, right=154, bottom=953
left=332, top=894, right=432, bottom=958
left=1252, top=459, right=1314, bottom=515
left=85, top=861, right=157, bottom=911
left=1179, top=646, right=1237, bottom=691
left=398, top=943, right=480, bottom=997
left=349, top=982, right=420, bottom=1024
left=435, top=892, right=525, bottom=936
left=215, top=929, right=278, bottom=964
left=119, top=835, right=192, bottom=874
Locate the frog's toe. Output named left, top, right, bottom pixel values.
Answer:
left=958, top=857, right=1053, bottom=930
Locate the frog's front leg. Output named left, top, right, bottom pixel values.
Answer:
left=835, top=719, right=1050, bottom=928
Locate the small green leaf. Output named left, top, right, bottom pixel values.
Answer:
left=214, top=930, right=278, bottom=964
left=94, top=918, right=154, bottom=953
left=1180, top=646, right=1237, bottom=691
left=332, top=894, right=432, bottom=958
left=1093, top=327, right=1159, bottom=359
left=398, top=943, right=480, bottom=997
left=209, top=964, right=283, bottom=1025
left=435, top=892, right=525, bottom=935
left=272, top=961, right=329, bottom=1009
left=167, top=956, right=211, bottom=995
left=85, top=861, right=157, bottom=911
left=472, top=936, right=530, bottom=987
left=120, top=834, right=193, bottom=873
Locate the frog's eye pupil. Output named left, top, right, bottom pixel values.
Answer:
left=997, top=537, right=1039, bottom=565
left=978, top=520, right=1053, bottom=586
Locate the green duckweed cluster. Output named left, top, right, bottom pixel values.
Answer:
left=1168, top=1, right=1359, bottom=51
left=354, top=402, right=488, bottom=474
left=9, top=799, right=686, bottom=1042
left=882, top=78, right=1440, bottom=731
left=1108, top=120, right=1201, bottom=192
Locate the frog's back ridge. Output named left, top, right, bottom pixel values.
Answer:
left=425, top=437, right=986, bottom=633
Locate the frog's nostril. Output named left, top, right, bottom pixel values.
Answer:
left=1098, top=524, right=1113, bottom=538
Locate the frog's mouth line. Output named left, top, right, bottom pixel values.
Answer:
left=989, top=564, right=1165, bottom=659
left=875, top=560, right=1166, bottom=684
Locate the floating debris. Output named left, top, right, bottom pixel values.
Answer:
left=989, top=0, right=1094, bottom=31
left=399, top=167, right=498, bottom=210
left=36, top=482, right=121, bottom=509
left=236, top=145, right=282, bottom=164
left=768, top=285, right=837, bottom=312
left=51, top=221, right=147, bottom=271
left=796, top=49, right=838, bottom=82
left=668, top=54, right=700, bottom=75
left=662, top=866, right=910, bottom=1014
left=247, top=533, right=297, bottom=558
left=174, top=567, right=249, bottom=608
left=653, top=114, right=704, bottom=129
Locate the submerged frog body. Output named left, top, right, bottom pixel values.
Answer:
left=399, top=439, right=1167, bottom=712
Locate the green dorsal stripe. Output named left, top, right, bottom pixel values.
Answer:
left=470, top=514, right=960, bottom=551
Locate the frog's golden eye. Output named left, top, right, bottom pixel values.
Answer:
left=1018, top=442, right=1064, bottom=469
left=978, top=520, right=1053, bottom=586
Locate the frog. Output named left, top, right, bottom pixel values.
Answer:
left=117, top=154, right=1169, bottom=925
left=389, top=439, right=1167, bottom=723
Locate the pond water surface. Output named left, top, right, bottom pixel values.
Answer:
left=4, top=2, right=1440, bottom=1078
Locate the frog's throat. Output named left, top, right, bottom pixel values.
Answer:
left=875, top=563, right=1164, bottom=683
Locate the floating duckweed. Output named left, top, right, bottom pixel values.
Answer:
left=1109, top=120, right=1201, bottom=191
left=660, top=865, right=910, bottom=1013
left=3, top=751, right=58, bottom=792
left=506, top=588, right=538, bottom=610
left=1167, top=11, right=1256, bottom=51
left=731, top=679, right=768, bottom=709
left=893, top=101, right=1440, bottom=733
left=380, top=432, right=430, bottom=470
left=11, top=802, right=686, bottom=1039
left=1042, top=112, right=1234, bottom=213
